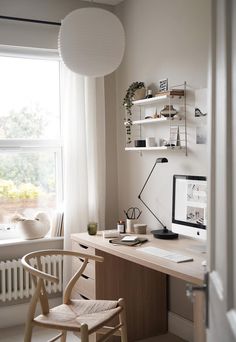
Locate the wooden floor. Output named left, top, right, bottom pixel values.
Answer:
left=0, top=325, right=187, bottom=342
left=137, top=333, right=186, bottom=341
left=0, top=325, right=79, bottom=342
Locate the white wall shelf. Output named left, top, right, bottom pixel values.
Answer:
left=132, top=93, right=184, bottom=107
left=125, top=146, right=183, bottom=152
left=124, top=82, right=187, bottom=156
left=131, top=118, right=184, bottom=125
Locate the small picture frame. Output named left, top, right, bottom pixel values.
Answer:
left=196, top=126, right=207, bottom=144
left=159, top=78, right=168, bottom=92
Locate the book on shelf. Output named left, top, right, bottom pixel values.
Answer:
left=51, top=210, right=64, bottom=237
left=155, top=89, right=185, bottom=97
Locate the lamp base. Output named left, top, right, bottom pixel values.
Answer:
left=151, top=228, right=179, bottom=240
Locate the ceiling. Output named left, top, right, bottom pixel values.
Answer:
left=82, top=0, right=124, bottom=5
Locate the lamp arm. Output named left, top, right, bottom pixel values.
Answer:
left=138, top=160, right=158, bottom=198
left=138, top=159, right=167, bottom=231
left=138, top=194, right=167, bottom=230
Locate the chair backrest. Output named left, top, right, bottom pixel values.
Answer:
left=21, top=249, right=104, bottom=317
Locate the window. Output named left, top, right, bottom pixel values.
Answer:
left=0, top=50, right=62, bottom=237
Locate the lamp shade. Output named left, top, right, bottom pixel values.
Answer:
left=58, top=8, right=125, bottom=77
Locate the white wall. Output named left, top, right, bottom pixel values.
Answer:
left=115, top=0, right=210, bottom=324
left=115, top=0, right=210, bottom=233
left=0, top=0, right=112, bottom=48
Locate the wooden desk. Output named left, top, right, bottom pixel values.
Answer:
left=71, top=232, right=206, bottom=341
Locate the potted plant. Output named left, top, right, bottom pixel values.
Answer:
left=123, top=81, right=145, bottom=144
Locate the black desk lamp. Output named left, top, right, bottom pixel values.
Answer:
left=138, top=157, right=178, bottom=240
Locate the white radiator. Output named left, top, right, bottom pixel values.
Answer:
left=0, top=256, right=63, bottom=303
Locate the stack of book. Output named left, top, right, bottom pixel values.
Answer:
left=51, top=210, right=64, bottom=237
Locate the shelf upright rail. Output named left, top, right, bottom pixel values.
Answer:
left=139, top=105, right=142, bottom=147
left=184, top=81, right=187, bottom=156
left=167, top=81, right=187, bottom=156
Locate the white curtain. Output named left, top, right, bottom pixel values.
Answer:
left=60, top=63, right=106, bottom=283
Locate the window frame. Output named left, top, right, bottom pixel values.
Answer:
left=0, top=46, right=63, bottom=235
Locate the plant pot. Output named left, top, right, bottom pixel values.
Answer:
left=133, top=88, right=146, bottom=101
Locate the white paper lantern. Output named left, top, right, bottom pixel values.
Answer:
left=58, top=8, right=125, bottom=77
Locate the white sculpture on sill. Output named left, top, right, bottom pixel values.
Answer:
left=12, top=212, right=50, bottom=240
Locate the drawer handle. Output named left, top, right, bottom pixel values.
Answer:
left=81, top=274, right=89, bottom=280
left=79, top=257, right=90, bottom=265
left=79, top=243, right=88, bottom=249
left=80, top=293, right=89, bottom=300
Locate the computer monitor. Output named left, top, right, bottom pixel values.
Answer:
left=172, top=175, right=207, bottom=240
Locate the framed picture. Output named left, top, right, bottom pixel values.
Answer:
left=196, top=126, right=207, bottom=144
left=159, top=78, right=168, bottom=92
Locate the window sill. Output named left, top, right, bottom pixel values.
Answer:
left=0, top=236, right=64, bottom=247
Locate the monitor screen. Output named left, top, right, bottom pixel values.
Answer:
left=172, top=175, right=207, bottom=240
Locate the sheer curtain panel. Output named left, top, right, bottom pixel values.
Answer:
left=61, top=64, right=106, bottom=284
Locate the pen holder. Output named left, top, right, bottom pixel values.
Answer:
left=126, top=219, right=137, bottom=233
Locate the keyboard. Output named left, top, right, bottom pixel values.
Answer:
left=138, top=246, right=193, bottom=263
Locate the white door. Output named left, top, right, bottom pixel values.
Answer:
left=207, top=0, right=236, bottom=340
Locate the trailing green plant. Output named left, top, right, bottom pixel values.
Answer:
left=123, top=81, right=145, bottom=116
left=123, top=81, right=145, bottom=144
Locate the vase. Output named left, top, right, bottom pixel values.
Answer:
left=160, top=105, right=178, bottom=118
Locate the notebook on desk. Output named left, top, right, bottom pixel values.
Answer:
left=109, top=236, right=148, bottom=246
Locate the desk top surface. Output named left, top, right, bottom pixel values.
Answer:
left=71, top=231, right=206, bottom=285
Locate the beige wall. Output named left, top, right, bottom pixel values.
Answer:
left=0, top=0, right=112, bottom=48
left=104, top=74, right=119, bottom=228
left=115, top=0, right=210, bottom=320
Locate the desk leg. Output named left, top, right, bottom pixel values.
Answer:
left=193, top=291, right=206, bottom=342
left=96, top=250, right=167, bottom=342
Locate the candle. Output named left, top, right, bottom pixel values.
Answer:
left=87, top=222, right=98, bottom=235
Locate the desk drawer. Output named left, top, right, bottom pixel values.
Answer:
left=72, top=240, right=95, bottom=256
left=72, top=256, right=95, bottom=280
left=75, top=274, right=95, bottom=299
left=71, top=240, right=96, bottom=300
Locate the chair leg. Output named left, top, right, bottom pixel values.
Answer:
left=61, top=331, right=67, bottom=342
left=24, top=322, right=33, bottom=342
left=80, top=323, right=89, bottom=342
left=118, top=298, right=128, bottom=342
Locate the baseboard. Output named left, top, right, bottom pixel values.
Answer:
left=168, top=311, right=194, bottom=342
left=0, top=297, right=61, bottom=329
